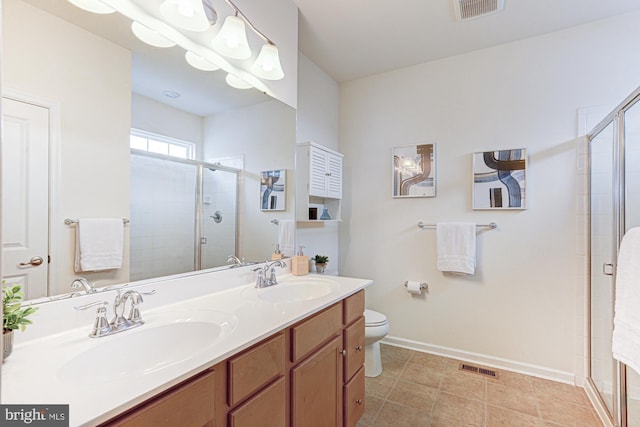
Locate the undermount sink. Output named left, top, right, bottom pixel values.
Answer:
left=251, top=277, right=339, bottom=303
left=57, top=310, right=237, bottom=385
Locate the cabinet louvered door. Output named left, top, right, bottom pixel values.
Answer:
left=309, top=147, right=328, bottom=197
left=326, top=154, right=342, bottom=199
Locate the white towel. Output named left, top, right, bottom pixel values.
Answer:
left=74, top=218, right=124, bottom=272
left=278, top=219, right=295, bottom=257
left=612, top=227, right=640, bottom=375
left=436, top=222, right=476, bottom=275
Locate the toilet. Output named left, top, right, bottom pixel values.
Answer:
left=364, top=309, right=390, bottom=377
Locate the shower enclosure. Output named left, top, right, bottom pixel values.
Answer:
left=129, top=152, right=238, bottom=281
left=588, top=87, right=640, bottom=427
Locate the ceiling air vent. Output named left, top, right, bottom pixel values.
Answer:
left=454, top=0, right=505, bottom=21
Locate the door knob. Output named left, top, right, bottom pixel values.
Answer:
left=19, top=256, right=44, bottom=267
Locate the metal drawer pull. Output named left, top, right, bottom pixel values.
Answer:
left=603, top=263, right=614, bottom=276
left=341, top=349, right=347, bottom=356
left=355, top=399, right=363, bottom=405
left=19, top=256, right=44, bottom=267
left=356, top=345, right=363, bottom=351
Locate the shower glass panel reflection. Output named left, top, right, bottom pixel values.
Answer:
left=589, top=121, right=616, bottom=417
left=623, top=99, right=640, bottom=426
left=130, top=153, right=238, bottom=281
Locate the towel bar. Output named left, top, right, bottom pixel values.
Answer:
left=65, top=218, right=129, bottom=225
left=417, top=222, right=497, bottom=230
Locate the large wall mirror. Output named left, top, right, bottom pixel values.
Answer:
left=1, top=0, right=296, bottom=301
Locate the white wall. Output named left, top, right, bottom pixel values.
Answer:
left=3, top=0, right=131, bottom=295
left=339, top=11, right=640, bottom=380
left=203, top=100, right=296, bottom=261
left=296, top=54, right=341, bottom=273
left=131, top=94, right=203, bottom=158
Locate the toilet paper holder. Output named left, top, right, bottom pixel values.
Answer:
left=404, top=281, right=428, bottom=290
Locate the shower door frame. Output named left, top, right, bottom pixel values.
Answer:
left=587, top=85, right=640, bottom=427
left=130, top=149, right=240, bottom=273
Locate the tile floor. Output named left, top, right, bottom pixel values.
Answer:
left=358, top=344, right=603, bottom=427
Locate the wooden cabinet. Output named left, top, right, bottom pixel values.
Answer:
left=228, top=377, right=286, bottom=427
left=296, top=142, right=344, bottom=221
left=291, top=337, right=343, bottom=427
left=103, top=369, right=215, bottom=427
left=104, top=291, right=366, bottom=427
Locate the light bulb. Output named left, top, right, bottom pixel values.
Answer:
left=185, top=51, right=220, bottom=71
left=67, top=0, right=115, bottom=14
left=252, top=44, right=284, bottom=80
left=160, top=0, right=210, bottom=32
left=131, top=22, right=176, bottom=48
left=212, top=16, right=251, bottom=60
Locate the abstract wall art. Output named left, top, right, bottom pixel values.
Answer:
left=260, top=169, right=286, bottom=211
left=392, top=143, right=437, bottom=198
left=473, top=148, right=526, bottom=210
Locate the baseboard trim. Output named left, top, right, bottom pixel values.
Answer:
left=382, top=335, right=575, bottom=385
left=583, top=379, right=615, bottom=427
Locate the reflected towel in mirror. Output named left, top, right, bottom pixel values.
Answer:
left=74, top=218, right=124, bottom=272
left=278, top=220, right=295, bottom=257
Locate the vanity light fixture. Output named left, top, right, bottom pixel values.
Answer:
left=67, top=0, right=115, bottom=14
left=214, top=0, right=285, bottom=80
left=159, top=0, right=212, bottom=32
left=225, top=73, right=252, bottom=90
left=131, top=21, right=176, bottom=48
left=252, top=44, right=284, bottom=80
left=212, top=15, right=251, bottom=60
left=185, top=51, right=220, bottom=71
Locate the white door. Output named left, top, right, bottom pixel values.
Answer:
left=2, top=97, right=49, bottom=299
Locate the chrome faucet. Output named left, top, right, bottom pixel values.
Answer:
left=253, top=260, right=286, bottom=288
left=74, top=289, right=155, bottom=338
left=71, top=277, right=97, bottom=294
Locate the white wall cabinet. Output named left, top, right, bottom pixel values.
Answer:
left=296, top=142, right=343, bottom=221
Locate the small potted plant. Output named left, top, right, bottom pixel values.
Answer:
left=2, top=282, right=37, bottom=361
left=312, top=255, right=329, bottom=273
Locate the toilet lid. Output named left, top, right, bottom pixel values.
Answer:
left=365, top=309, right=388, bottom=326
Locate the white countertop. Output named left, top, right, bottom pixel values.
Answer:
left=1, top=270, right=372, bottom=426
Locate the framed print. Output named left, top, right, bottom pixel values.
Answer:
left=473, top=148, right=526, bottom=210
left=260, top=169, right=286, bottom=211
left=392, top=143, right=436, bottom=198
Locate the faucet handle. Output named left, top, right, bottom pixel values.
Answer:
left=74, top=301, right=111, bottom=338
left=253, top=267, right=266, bottom=288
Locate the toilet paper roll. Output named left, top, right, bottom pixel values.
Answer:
left=406, top=280, right=422, bottom=295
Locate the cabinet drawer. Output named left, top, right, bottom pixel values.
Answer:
left=343, top=367, right=365, bottom=427
left=228, top=377, right=286, bottom=427
left=106, top=369, right=215, bottom=427
left=291, top=303, right=342, bottom=363
left=343, top=290, right=364, bottom=326
left=344, top=317, right=365, bottom=381
left=228, top=333, right=285, bottom=407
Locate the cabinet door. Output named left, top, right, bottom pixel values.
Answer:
left=106, top=370, right=215, bottom=427
left=309, top=147, right=328, bottom=197
left=344, top=317, right=365, bottom=381
left=291, top=337, right=343, bottom=427
left=228, top=377, right=286, bottom=427
left=343, top=367, right=365, bottom=427
left=326, top=153, right=342, bottom=199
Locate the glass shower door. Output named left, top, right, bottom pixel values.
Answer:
left=590, top=120, right=616, bottom=417
left=623, top=99, right=640, bottom=426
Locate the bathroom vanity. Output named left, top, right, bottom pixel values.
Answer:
left=1, top=267, right=371, bottom=427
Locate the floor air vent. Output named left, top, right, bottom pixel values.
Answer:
left=459, top=363, right=498, bottom=378
left=454, top=0, right=505, bottom=21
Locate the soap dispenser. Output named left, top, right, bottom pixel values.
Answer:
left=291, top=246, right=309, bottom=276
left=271, top=244, right=284, bottom=260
